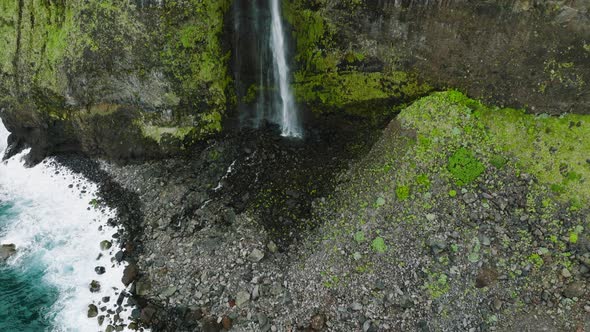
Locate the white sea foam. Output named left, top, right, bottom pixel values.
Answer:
left=0, top=121, right=136, bottom=331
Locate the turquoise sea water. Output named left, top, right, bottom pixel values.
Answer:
left=0, top=201, right=59, bottom=331
left=0, top=121, right=135, bottom=332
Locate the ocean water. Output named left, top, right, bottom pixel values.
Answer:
left=0, top=122, right=133, bottom=332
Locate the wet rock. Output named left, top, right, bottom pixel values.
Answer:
left=100, top=240, right=112, bottom=251
left=114, top=251, right=125, bottom=263
left=140, top=305, right=157, bottom=324
left=90, top=280, right=101, bottom=293
left=564, top=281, right=585, bottom=298
left=122, top=263, right=138, bottom=286
left=249, top=249, right=265, bottom=262
left=88, top=304, right=99, bottom=318
left=476, top=268, right=498, bottom=288
left=310, top=313, right=325, bottom=330
left=95, top=266, right=106, bottom=275
left=0, top=244, right=16, bottom=261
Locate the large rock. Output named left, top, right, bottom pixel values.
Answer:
left=0, top=244, right=16, bottom=261
left=122, top=263, right=139, bottom=287
left=564, top=281, right=585, bottom=299
left=87, top=304, right=98, bottom=318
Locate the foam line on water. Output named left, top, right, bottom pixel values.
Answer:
left=0, top=122, right=137, bottom=331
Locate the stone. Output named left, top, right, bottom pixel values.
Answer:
left=258, top=313, right=269, bottom=327
left=88, top=304, right=98, bottom=318
left=0, top=244, right=16, bottom=261
left=100, top=240, right=112, bottom=251
left=351, top=302, right=363, bottom=311
left=160, top=286, right=177, bottom=298
left=493, top=298, right=502, bottom=311
left=222, top=316, right=233, bottom=330
left=252, top=285, right=260, bottom=300
left=564, top=281, right=585, bottom=298
left=140, top=306, right=157, bottom=324
left=267, top=241, right=278, bottom=253
left=429, top=239, right=446, bottom=255
left=185, top=308, right=203, bottom=323
left=114, top=251, right=124, bottom=262
left=236, top=291, right=250, bottom=306
left=122, top=263, right=138, bottom=286
left=95, top=266, right=106, bottom=275
left=463, top=193, right=477, bottom=204
left=561, top=268, right=571, bottom=278
left=90, top=280, right=101, bottom=293
left=310, top=314, right=325, bottom=330
left=476, top=268, right=498, bottom=288
left=136, top=279, right=152, bottom=296
left=249, top=249, right=265, bottom=262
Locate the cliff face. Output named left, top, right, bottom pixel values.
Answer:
left=287, top=0, right=590, bottom=115
left=1, top=0, right=589, bottom=162
left=0, top=0, right=232, bottom=163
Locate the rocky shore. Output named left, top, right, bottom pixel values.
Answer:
left=51, top=92, right=590, bottom=332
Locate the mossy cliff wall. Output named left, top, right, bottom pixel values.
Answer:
left=285, top=0, right=590, bottom=116
left=0, top=0, right=588, bottom=162
left=0, top=0, right=232, bottom=163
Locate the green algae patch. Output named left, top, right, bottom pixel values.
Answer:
left=140, top=126, right=195, bottom=144
left=399, top=90, right=590, bottom=203
left=482, top=109, right=590, bottom=204
left=284, top=0, right=431, bottom=119
left=293, top=71, right=431, bottom=119
left=447, top=148, right=485, bottom=186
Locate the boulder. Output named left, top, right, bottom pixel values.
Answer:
left=0, top=244, right=16, bottom=261
left=100, top=240, right=112, bottom=251
left=564, top=281, right=585, bottom=299
left=122, top=263, right=139, bottom=286
left=90, top=280, right=101, bottom=293
left=88, top=304, right=98, bottom=318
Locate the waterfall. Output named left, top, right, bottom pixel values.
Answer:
left=233, top=0, right=303, bottom=138
left=269, top=0, right=302, bottom=138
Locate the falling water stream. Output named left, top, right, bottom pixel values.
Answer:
left=233, top=0, right=303, bottom=138
left=269, top=0, right=302, bottom=138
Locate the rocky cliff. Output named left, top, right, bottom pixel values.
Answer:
left=287, top=0, right=590, bottom=116
left=1, top=0, right=588, bottom=162
left=0, top=0, right=232, bottom=164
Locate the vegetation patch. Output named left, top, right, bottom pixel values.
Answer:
left=447, top=148, right=485, bottom=186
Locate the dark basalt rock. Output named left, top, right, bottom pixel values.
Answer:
left=0, top=244, right=16, bottom=261
left=95, top=266, right=106, bottom=275
left=122, top=263, right=139, bottom=286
